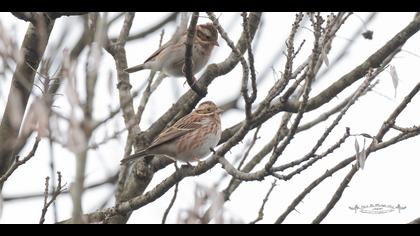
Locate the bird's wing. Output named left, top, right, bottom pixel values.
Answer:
left=148, top=113, right=202, bottom=149
left=144, top=32, right=187, bottom=64
left=143, top=41, right=172, bottom=63
left=120, top=149, right=148, bottom=165
left=125, top=39, right=181, bottom=73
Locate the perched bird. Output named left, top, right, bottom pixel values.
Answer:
left=125, top=23, right=219, bottom=77
left=121, top=101, right=223, bottom=165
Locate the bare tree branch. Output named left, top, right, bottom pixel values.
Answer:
left=249, top=180, right=277, bottom=224
left=0, top=136, right=41, bottom=185
left=276, top=78, right=420, bottom=223
left=311, top=78, right=420, bottom=223
left=0, top=15, right=54, bottom=191
left=162, top=164, right=180, bottom=224
left=207, top=12, right=252, bottom=119
left=184, top=12, right=206, bottom=96
left=39, top=171, right=66, bottom=224
left=4, top=12, right=417, bottom=225
left=312, top=164, right=358, bottom=224
left=3, top=173, right=118, bottom=202
left=281, top=14, right=420, bottom=113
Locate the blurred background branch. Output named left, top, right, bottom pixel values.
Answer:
left=2, top=12, right=420, bottom=224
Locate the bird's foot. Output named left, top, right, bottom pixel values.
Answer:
left=194, top=157, right=205, bottom=167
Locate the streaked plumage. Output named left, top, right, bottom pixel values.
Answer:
left=121, top=101, right=222, bottom=165
left=125, top=23, right=219, bottom=77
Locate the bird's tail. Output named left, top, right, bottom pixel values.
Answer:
left=120, top=150, right=148, bottom=165
left=125, top=64, right=145, bottom=73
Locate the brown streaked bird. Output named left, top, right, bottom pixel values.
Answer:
left=124, top=23, right=219, bottom=77
left=121, top=101, right=222, bottom=165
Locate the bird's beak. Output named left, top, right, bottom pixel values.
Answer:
left=214, top=41, right=219, bottom=47
left=216, top=108, right=223, bottom=114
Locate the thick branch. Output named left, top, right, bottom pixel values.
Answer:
left=0, top=17, right=54, bottom=190
left=184, top=12, right=205, bottom=96
left=60, top=12, right=262, bottom=224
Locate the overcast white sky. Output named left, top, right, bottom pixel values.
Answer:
left=1, top=12, right=420, bottom=224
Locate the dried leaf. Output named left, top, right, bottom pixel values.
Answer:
left=362, top=30, right=373, bottom=40
left=358, top=150, right=366, bottom=170
left=354, top=138, right=360, bottom=166
left=33, top=99, right=49, bottom=137
left=356, top=138, right=367, bottom=170
left=354, top=138, right=360, bottom=154
left=390, top=65, right=399, bottom=98
left=20, top=99, right=49, bottom=137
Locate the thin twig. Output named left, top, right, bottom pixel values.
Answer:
left=48, top=132, right=58, bottom=222
left=162, top=164, right=180, bottom=224
left=273, top=70, right=378, bottom=173
left=184, top=12, right=206, bottom=96
left=4, top=173, right=118, bottom=202
left=39, top=171, right=66, bottom=224
left=249, top=180, right=277, bottom=224
left=70, top=13, right=101, bottom=224
left=135, top=30, right=166, bottom=125
left=215, top=76, right=312, bottom=182
left=276, top=129, right=350, bottom=181
left=312, top=164, right=358, bottom=223
left=242, top=12, right=258, bottom=105
left=262, top=13, right=305, bottom=108
left=312, top=78, right=420, bottom=223
left=207, top=12, right=251, bottom=119
left=297, top=81, right=378, bottom=132
left=0, top=136, right=41, bottom=185
left=392, top=124, right=420, bottom=133
left=276, top=78, right=420, bottom=223
left=237, top=126, right=261, bottom=170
